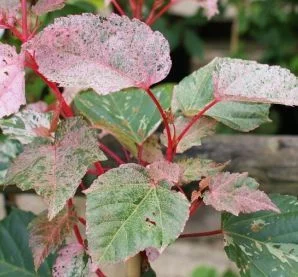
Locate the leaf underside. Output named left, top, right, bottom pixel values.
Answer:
left=85, top=163, right=189, bottom=264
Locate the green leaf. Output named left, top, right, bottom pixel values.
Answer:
left=172, top=59, right=271, bottom=132
left=74, top=84, right=173, bottom=155
left=0, top=135, right=22, bottom=184
left=85, top=163, right=189, bottom=263
left=29, top=209, right=76, bottom=270
left=176, top=157, right=228, bottom=183
left=0, top=110, right=53, bottom=144
left=222, top=194, right=298, bottom=276
left=0, top=208, right=53, bottom=276
left=191, top=266, right=217, bottom=277
left=5, top=117, right=106, bottom=219
left=184, top=30, right=204, bottom=58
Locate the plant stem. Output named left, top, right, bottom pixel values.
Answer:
left=73, top=224, right=85, bottom=246
left=125, top=254, right=141, bottom=277
left=174, top=99, right=218, bottom=152
left=111, top=0, right=126, bottom=16
left=145, top=88, right=173, bottom=161
left=179, top=229, right=222, bottom=239
left=21, top=0, right=28, bottom=40
left=99, top=143, right=125, bottom=165
left=147, top=1, right=174, bottom=25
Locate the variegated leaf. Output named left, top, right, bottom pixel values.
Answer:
left=32, top=0, right=66, bottom=16
left=85, top=163, right=189, bottom=263
left=5, top=117, right=106, bottom=219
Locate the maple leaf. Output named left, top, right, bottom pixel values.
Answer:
left=161, top=116, right=216, bottom=153
left=202, top=172, right=280, bottom=216
left=213, top=58, right=298, bottom=106
left=146, top=160, right=181, bottom=184
left=52, top=243, right=90, bottom=277
left=5, top=117, right=106, bottom=219
left=29, top=209, right=77, bottom=270
left=0, top=44, right=25, bottom=118
left=32, top=0, right=66, bottom=16
left=25, top=13, right=171, bottom=95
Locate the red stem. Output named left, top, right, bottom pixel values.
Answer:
left=73, top=224, right=85, bottom=246
left=99, top=143, right=125, bottom=165
left=145, top=88, right=173, bottom=161
left=174, top=99, right=218, bottom=152
left=147, top=1, right=173, bottom=25
left=94, top=162, right=105, bottom=175
left=21, top=0, right=28, bottom=40
left=78, top=217, right=86, bottom=226
left=111, top=0, right=126, bottom=16
left=179, top=229, right=222, bottom=239
left=95, top=268, right=107, bottom=277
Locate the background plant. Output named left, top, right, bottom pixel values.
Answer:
left=0, top=1, right=298, bottom=277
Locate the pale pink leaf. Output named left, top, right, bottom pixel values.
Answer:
left=213, top=58, right=298, bottom=106
left=145, top=247, right=161, bottom=262
left=142, top=135, right=164, bottom=163
left=146, top=160, right=181, bottom=185
left=25, top=13, right=171, bottom=95
left=203, top=172, right=280, bottom=216
left=32, top=0, right=66, bottom=16
left=63, top=87, right=82, bottom=105
left=26, top=101, right=48, bottom=112
left=0, top=43, right=25, bottom=118
left=0, top=0, right=20, bottom=23
left=53, top=243, right=89, bottom=277
left=197, top=0, right=219, bottom=18
left=161, top=116, right=216, bottom=153
left=29, top=209, right=77, bottom=270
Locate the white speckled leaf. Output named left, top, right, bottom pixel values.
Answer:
left=213, top=58, right=298, bottom=105
left=85, top=163, right=189, bottom=263
left=176, top=157, right=228, bottom=183
left=203, top=172, right=280, bottom=216
left=25, top=13, right=171, bottom=94
left=29, top=209, right=76, bottom=270
left=146, top=160, right=181, bottom=184
left=222, top=194, right=298, bottom=276
left=0, top=44, right=25, bottom=118
left=5, top=117, right=106, bottom=219
left=172, top=58, right=271, bottom=132
left=32, top=0, right=66, bottom=16
left=161, top=116, right=216, bottom=153
left=0, top=110, right=53, bottom=144
left=74, top=84, right=173, bottom=155
left=52, top=243, right=89, bottom=277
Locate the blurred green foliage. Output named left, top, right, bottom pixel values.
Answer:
left=191, top=265, right=238, bottom=277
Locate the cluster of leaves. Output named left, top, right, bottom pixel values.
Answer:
left=0, top=0, right=298, bottom=276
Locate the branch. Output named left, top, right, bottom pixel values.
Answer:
left=99, top=143, right=125, bottom=165
left=111, top=0, right=126, bottom=16
left=179, top=229, right=222, bottom=239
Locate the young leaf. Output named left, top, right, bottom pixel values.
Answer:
left=0, top=110, right=53, bottom=144
left=161, top=116, right=216, bottom=153
left=0, top=136, right=22, bottom=183
left=0, top=208, right=53, bottom=276
left=52, top=243, right=89, bottom=277
left=85, top=163, right=189, bottom=263
left=213, top=58, right=298, bottom=105
left=176, top=157, right=228, bottom=183
left=146, top=160, right=181, bottom=184
left=172, top=58, right=271, bottom=132
left=222, top=194, right=298, bottom=276
left=74, top=84, right=173, bottom=155
left=202, top=172, right=280, bottom=215
left=0, top=44, right=25, bottom=118
left=32, top=0, right=66, bottom=16
left=0, top=0, right=20, bottom=21
left=142, top=135, right=164, bottom=163
left=25, top=13, right=171, bottom=94
left=29, top=209, right=76, bottom=270
left=5, top=117, right=106, bottom=219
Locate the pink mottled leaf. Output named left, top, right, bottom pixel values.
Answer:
left=32, top=0, right=66, bottom=16
left=26, top=101, right=48, bottom=112
left=53, top=243, right=89, bottom=277
left=161, top=116, right=216, bottom=153
left=0, top=0, right=20, bottom=24
left=202, top=172, right=280, bottom=216
left=145, top=247, right=161, bottom=262
left=29, top=209, right=77, bottom=270
left=146, top=160, right=181, bottom=185
left=0, top=43, right=25, bottom=118
left=213, top=58, right=298, bottom=106
left=25, top=13, right=171, bottom=95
